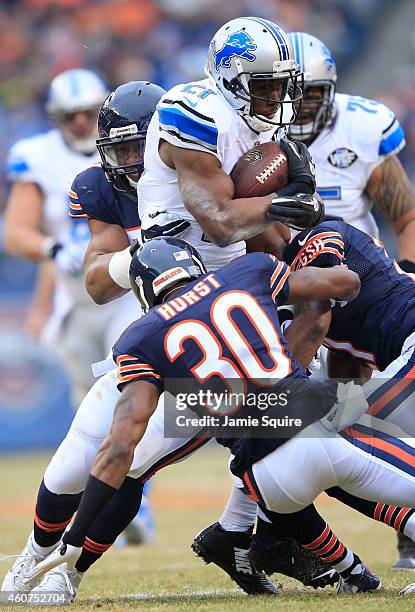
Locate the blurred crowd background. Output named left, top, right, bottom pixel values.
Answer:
left=0, top=0, right=414, bottom=449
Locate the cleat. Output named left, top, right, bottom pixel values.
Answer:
left=250, top=536, right=338, bottom=588
left=23, top=542, right=82, bottom=585
left=392, top=533, right=415, bottom=570
left=31, top=563, right=84, bottom=605
left=192, top=522, right=279, bottom=595
left=400, top=581, right=415, bottom=595
left=1, top=532, right=53, bottom=593
left=123, top=494, right=156, bottom=545
left=336, top=564, right=381, bottom=594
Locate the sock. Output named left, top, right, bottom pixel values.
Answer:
left=33, top=480, right=81, bottom=548
left=254, top=514, right=291, bottom=548
left=327, top=487, right=415, bottom=539
left=219, top=486, right=257, bottom=532
left=63, top=475, right=118, bottom=548
left=75, top=477, right=144, bottom=572
left=263, top=504, right=360, bottom=577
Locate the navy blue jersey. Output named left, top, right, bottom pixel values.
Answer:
left=113, top=252, right=338, bottom=474
left=69, top=164, right=141, bottom=242
left=284, top=221, right=415, bottom=371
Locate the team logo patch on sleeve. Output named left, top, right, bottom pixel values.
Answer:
left=328, top=148, right=358, bottom=169
left=214, top=30, right=257, bottom=70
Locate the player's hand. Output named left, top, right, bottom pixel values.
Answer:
left=54, top=241, right=87, bottom=275
left=266, top=193, right=324, bottom=230
left=141, top=210, right=191, bottom=242
left=278, top=138, right=316, bottom=196
left=320, top=381, right=368, bottom=432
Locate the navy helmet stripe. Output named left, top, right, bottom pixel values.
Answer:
left=253, top=17, right=289, bottom=60
left=246, top=17, right=286, bottom=62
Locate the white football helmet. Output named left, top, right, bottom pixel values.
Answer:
left=46, top=68, right=109, bottom=154
left=288, top=33, right=337, bottom=141
left=205, top=17, right=303, bottom=132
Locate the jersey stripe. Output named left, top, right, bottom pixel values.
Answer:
left=290, top=231, right=345, bottom=270
left=323, top=337, right=377, bottom=366
left=379, top=121, right=405, bottom=156
left=158, top=107, right=218, bottom=151
left=269, top=257, right=291, bottom=303
left=116, top=354, right=162, bottom=386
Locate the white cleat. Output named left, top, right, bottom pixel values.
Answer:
left=31, top=564, right=84, bottom=605
left=400, top=581, right=415, bottom=595
left=1, top=532, right=52, bottom=593
left=23, top=543, right=82, bottom=586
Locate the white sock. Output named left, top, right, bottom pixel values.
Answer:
left=219, top=487, right=257, bottom=532
left=30, top=533, right=59, bottom=558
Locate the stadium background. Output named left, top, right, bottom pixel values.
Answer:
left=2, top=0, right=415, bottom=450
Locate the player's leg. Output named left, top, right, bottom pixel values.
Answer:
left=363, top=344, right=415, bottom=569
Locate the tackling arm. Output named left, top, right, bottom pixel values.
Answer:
left=84, top=219, right=131, bottom=304
left=366, top=155, right=415, bottom=263
left=286, top=266, right=361, bottom=304
left=91, top=380, right=160, bottom=488
left=284, top=301, right=332, bottom=370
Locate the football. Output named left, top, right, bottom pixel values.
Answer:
left=230, top=141, right=289, bottom=198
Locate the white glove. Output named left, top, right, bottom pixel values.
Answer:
left=54, top=241, right=88, bottom=275
left=320, top=381, right=368, bottom=433
left=141, top=210, right=190, bottom=241
left=108, top=245, right=133, bottom=289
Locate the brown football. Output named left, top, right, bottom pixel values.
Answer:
left=230, top=141, right=289, bottom=198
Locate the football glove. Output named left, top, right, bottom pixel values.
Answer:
left=397, top=259, right=415, bottom=274
left=278, top=138, right=316, bottom=196
left=320, top=381, right=368, bottom=433
left=141, top=210, right=190, bottom=242
left=54, top=240, right=87, bottom=275
left=266, top=193, right=324, bottom=230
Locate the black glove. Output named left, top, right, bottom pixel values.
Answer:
left=266, top=193, right=325, bottom=230
left=278, top=138, right=316, bottom=196
left=397, top=259, right=415, bottom=273
left=141, top=210, right=191, bottom=242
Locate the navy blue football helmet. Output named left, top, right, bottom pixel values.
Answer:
left=129, top=237, right=206, bottom=312
left=97, top=81, right=165, bottom=197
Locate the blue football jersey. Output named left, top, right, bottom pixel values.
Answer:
left=284, top=221, right=415, bottom=370
left=113, top=252, right=338, bottom=473
left=69, top=164, right=141, bottom=243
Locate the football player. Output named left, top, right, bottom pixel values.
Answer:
left=2, top=68, right=128, bottom=405
left=0, top=20, right=333, bottom=596
left=30, top=236, right=415, bottom=595
left=288, top=32, right=415, bottom=567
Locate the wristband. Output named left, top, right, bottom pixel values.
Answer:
left=108, top=245, right=133, bottom=289
left=41, top=236, right=62, bottom=259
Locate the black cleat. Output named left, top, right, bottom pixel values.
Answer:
left=250, top=536, right=338, bottom=589
left=392, top=533, right=415, bottom=570
left=336, top=563, right=381, bottom=594
left=192, top=523, right=279, bottom=595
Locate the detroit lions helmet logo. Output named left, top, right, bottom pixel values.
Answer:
left=214, top=30, right=257, bottom=71
left=321, top=43, right=335, bottom=73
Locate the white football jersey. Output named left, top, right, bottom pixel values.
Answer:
left=309, top=93, right=406, bottom=236
left=7, top=129, right=100, bottom=306
left=138, top=78, right=281, bottom=271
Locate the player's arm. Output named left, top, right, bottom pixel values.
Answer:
left=84, top=219, right=131, bottom=304
left=92, top=380, right=160, bottom=487
left=286, top=266, right=360, bottom=304
left=246, top=222, right=291, bottom=259
left=161, top=143, right=274, bottom=246
left=326, top=348, right=372, bottom=382
left=366, top=155, right=415, bottom=265
left=3, top=182, right=48, bottom=261
left=284, top=301, right=332, bottom=369
left=160, top=141, right=318, bottom=246
left=51, top=380, right=160, bottom=553
left=25, top=261, right=55, bottom=337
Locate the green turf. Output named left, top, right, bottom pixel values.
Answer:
left=1, top=445, right=415, bottom=611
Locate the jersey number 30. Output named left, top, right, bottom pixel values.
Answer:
left=164, top=290, right=291, bottom=415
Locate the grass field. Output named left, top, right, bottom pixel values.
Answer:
left=1, top=444, right=415, bottom=611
